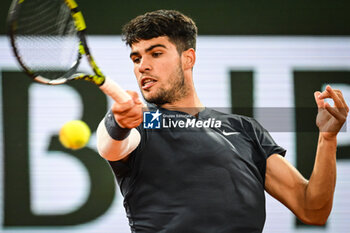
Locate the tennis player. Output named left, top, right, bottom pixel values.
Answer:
left=97, top=10, right=348, bottom=233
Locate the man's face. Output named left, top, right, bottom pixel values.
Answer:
left=130, top=36, right=189, bottom=105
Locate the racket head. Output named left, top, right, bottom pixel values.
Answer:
left=7, top=0, right=105, bottom=85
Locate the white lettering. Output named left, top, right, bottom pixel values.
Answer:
left=163, top=118, right=222, bottom=129
left=196, top=120, right=203, bottom=127
left=186, top=119, right=196, bottom=127
left=178, top=121, right=184, bottom=127
left=162, top=119, right=169, bottom=128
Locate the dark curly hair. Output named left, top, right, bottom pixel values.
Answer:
left=122, top=10, right=198, bottom=54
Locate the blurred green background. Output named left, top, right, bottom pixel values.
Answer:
left=1, top=0, right=350, bottom=35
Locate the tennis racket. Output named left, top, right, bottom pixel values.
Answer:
left=7, top=0, right=131, bottom=103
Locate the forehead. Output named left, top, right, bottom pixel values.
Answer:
left=130, top=36, right=176, bottom=52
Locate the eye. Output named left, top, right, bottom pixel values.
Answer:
left=132, top=57, right=141, bottom=64
left=152, top=52, right=162, bottom=58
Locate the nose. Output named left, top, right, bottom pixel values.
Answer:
left=138, top=58, right=151, bottom=73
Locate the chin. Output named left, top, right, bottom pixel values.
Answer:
left=142, top=92, right=151, bottom=100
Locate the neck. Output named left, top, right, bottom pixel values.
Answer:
left=160, top=88, right=204, bottom=116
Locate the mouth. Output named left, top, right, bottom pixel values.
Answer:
left=141, top=76, right=157, bottom=90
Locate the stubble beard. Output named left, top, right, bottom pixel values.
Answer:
left=142, top=62, right=189, bottom=106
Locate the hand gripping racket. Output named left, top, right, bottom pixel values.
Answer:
left=7, top=0, right=131, bottom=103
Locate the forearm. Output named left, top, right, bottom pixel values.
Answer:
left=305, top=133, right=337, bottom=210
left=96, top=118, right=140, bottom=161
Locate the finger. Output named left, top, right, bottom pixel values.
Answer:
left=111, top=96, right=138, bottom=113
left=131, top=118, right=143, bottom=126
left=317, top=88, right=330, bottom=99
left=126, top=90, right=138, bottom=100
left=126, top=90, right=141, bottom=104
left=116, top=105, right=143, bottom=121
left=333, top=90, right=349, bottom=113
left=325, top=103, right=347, bottom=122
left=318, top=85, right=335, bottom=99
left=314, top=91, right=325, bottom=108
left=111, top=103, right=132, bottom=114
left=327, top=88, right=349, bottom=116
left=321, top=85, right=344, bottom=108
left=323, top=90, right=349, bottom=117
left=126, top=90, right=144, bottom=105
left=117, top=115, right=143, bottom=128
left=134, top=98, right=142, bottom=105
left=127, top=107, right=143, bottom=119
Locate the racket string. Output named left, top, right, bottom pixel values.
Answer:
left=13, top=0, right=80, bottom=80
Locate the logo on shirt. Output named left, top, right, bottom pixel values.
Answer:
left=143, top=110, right=162, bottom=129
left=222, top=130, right=240, bottom=136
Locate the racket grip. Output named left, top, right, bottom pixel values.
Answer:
left=99, top=76, right=132, bottom=103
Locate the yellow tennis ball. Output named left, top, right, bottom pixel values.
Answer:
left=59, top=120, right=91, bottom=150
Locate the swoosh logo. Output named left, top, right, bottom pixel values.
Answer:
left=222, top=130, right=240, bottom=136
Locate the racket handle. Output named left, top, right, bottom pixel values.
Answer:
left=99, top=76, right=132, bottom=103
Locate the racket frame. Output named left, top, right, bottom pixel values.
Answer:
left=7, top=0, right=105, bottom=86
left=7, top=0, right=131, bottom=102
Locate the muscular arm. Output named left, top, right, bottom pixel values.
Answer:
left=265, top=85, right=348, bottom=225
left=265, top=138, right=336, bottom=225
left=96, top=90, right=144, bottom=161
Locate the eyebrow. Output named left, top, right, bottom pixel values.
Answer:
left=130, top=44, right=167, bottom=58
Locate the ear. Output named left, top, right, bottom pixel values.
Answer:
left=181, top=48, right=196, bottom=70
